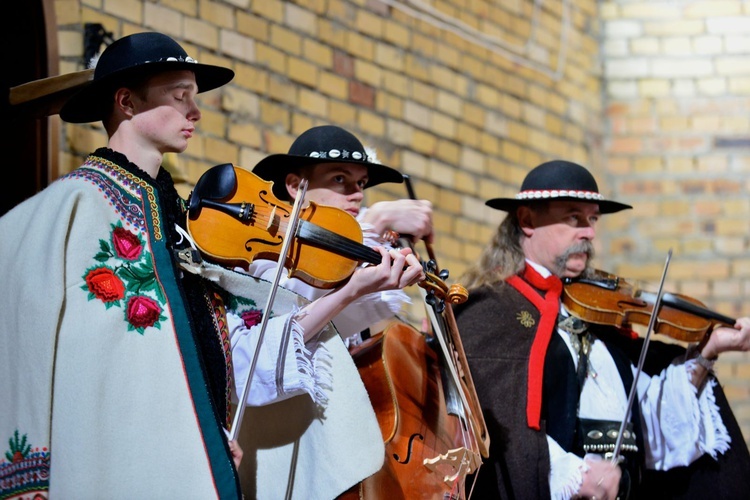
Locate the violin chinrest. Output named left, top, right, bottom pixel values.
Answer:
left=188, top=163, right=237, bottom=215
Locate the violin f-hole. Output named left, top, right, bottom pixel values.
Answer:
left=393, top=433, right=424, bottom=464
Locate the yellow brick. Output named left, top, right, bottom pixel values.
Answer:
left=455, top=124, right=480, bottom=149
left=383, top=19, right=409, bottom=47
left=196, top=0, right=234, bottom=29
left=105, top=0, right=143, bottom=24
left=237, top=11, right=269, bottom=41
left=411, top=129, right=437, bottom=156
left=198, top=108, right=227, bottom=137
left=435, top=138, right=459, bottom=164
left=383, top=70, right=409, bottom=97
left=375, top=93, right=404, bottom=119
left=228, top=122, right=262, bottom=149
left=287, top=56, right=318, bottom=87
left=160, top=0, right=197, bottom=15
left=259, top=100, right=291, bottom=129
left=318, top=19, right=347, bottom=50
left=346, top=31, right=375, bottom=60
left=56, top=1, right=83, bottom=25
left=375, top=43, right=404, bottom=72
left=203, top=137, right=239, bottom=165
left=403, top=54, right=431, bottom=82
left=353, top=59, right=382, bottom=87
left=250, top=0, right=284, bottom=23
left=412, top=32, right=436, bottom=58
left=303, top=39, right=333, bottom=68
left=234, top=63, right=269, bottom=94
left=222, top=87, right=259, bottom=117
left=328, top=100, right=358, bottom=127
left=221, top=31, right=256, bottom=64
left=355, top=9, right=384, bottom=38
left=454, top=169, right=477, bottom=195
left=256, top=43, right=287, bottom=75
left=184, top=18, right=219, bottom=51
left=318, top=71, right=348, bottom=100
left=298, top=88, right=328, bottom=116
left=357, top=109, right=385, bottom=137
left=475, top=84, right=501, bottom=108
left=271, top=25, right=302, bottom=56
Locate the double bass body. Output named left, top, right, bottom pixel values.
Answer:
left=342, top=321, right=478, bottom=500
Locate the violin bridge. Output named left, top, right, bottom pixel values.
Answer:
left=267, top=205, right=277, bottom=231
left=423, top=447, right=481, bottom=485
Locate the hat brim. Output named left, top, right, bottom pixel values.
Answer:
left=59, top=61, right=234, bottom=123
left=485, top=196, right=632, bottom=214
left=252, top=153, right=404, bottom=200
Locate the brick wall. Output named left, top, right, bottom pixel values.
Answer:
left=602, top=0, right=750, bottom=443
left=53, top=0, right=750, bottom=444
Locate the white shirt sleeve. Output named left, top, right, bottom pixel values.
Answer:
left=227, top=308, right=331, bottom=408
left=637, top=358, right=731, bottom=469
left=548, top=435, right=584, bottom=500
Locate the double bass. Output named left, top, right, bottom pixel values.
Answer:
left=341, top=178, right=490, bottom=499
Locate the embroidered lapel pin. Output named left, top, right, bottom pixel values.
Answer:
left=517, top=310, right=535, bottom=328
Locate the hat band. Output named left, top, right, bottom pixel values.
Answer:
left=515, top=189, right=604, bottom=201
left=306, top=149, right=367, bottom=162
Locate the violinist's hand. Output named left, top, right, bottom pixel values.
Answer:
left=349, top=246, right=425, bottom=295
left=361, top=199, right=434, bottom=244
left=296, top=247, right=424, bottom=342
left=703, top=316, right=750, bottom=359
left=574, top=454, right=621, bottom=500
left=228, top=439, right=243, bottom=469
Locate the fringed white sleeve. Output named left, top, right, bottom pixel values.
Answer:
left=637, top=358, right=730, bottom=469
left=548, top=436, right=585, bottom=500
left=228, top=308, right=332, bottom=408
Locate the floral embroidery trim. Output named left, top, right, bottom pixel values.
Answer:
left=208, top=292, right=235, bottom=428
left=0, top=430, right=50, bottom=497
left=83, top=156, right=162, bottom=241
left=81, top=221, right=167, bottom=334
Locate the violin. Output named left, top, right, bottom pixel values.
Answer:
left=562, top=269, right=736, bottom=343
left=187, top=163, right=388, bottom=289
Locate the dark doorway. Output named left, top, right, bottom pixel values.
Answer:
left=0, top=0, right=57, bottom=217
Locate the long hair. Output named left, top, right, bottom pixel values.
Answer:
left=459, top=211, right=526, bottom=291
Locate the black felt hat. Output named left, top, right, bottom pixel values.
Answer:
left=252, top=125, right=404, bottom=200
left=486, top=160, right=632, bottom=214
left=59, top=32, right=234, bottom=123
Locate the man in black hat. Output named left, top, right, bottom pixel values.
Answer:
left=0, top=33, right=424, bottom=499
left=453, top=160, right=750, bottom=499
left=251, top=124, right=433, bottom=345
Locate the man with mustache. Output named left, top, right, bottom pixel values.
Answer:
left=453, top=160, right=750, bottom=499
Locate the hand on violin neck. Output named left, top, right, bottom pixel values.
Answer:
left=703, top=316, right=750, bottom=359
left=361, top=199, right=434, bottom=244
left=347, top=246, right=424, bottom=296
left=295, top=247, right=423, bottom=341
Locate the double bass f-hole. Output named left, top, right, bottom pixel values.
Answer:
left=394, top=433, right=425, bottom=464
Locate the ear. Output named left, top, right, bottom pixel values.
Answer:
left=285, top=172, right=302, bottom=201
left=113, top=87, right=136, bottom=118
left=517, top=206, right=535, bottom=237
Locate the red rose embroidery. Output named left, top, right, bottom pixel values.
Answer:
left=241, top=309, right=263, bottom=328
left=127, top=295, right=162, bottom=329
left=112, top=226, right=143, bottom=260
left=85, top=267, right=125, bottom=302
